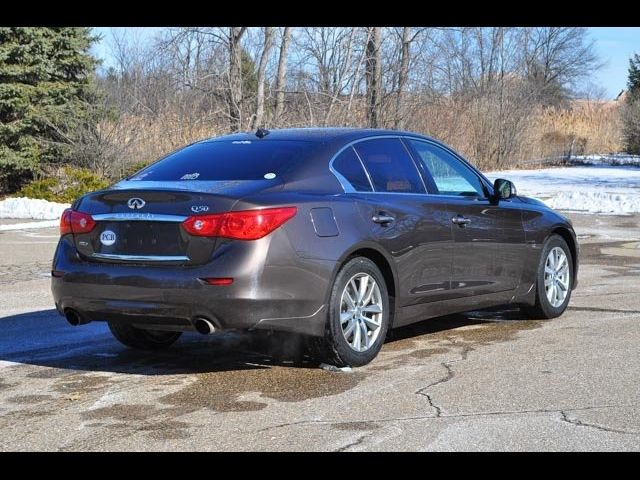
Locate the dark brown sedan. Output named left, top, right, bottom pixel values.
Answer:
left=52, top=128, right=578, bottom=367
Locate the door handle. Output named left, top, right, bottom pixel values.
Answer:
left=372, top=214, right=395, bottom=225
left=451, top=215, right=471, bottom=227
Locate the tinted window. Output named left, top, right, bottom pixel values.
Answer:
left=354, top=138, right=425, bottom=193
left=332, top=147, right=372, bottom=192
left=408, top=140, right=485, bottom=197
left=129, top=140, right=321, bottom=181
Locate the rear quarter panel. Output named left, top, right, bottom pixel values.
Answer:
left=234, top=192, right=398, bottom=303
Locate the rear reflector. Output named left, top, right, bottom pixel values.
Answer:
left=200, top=277, right=234, bottom=286
left=182, top=207, right=297, bottom=240
left=60, top=209, right=96, bottom=236
left=51, top=270, right=65, bottom=278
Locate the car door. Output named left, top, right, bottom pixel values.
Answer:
left=405, top=138, right=525, bottom=298
left=332, top=138, right=454, bottom=308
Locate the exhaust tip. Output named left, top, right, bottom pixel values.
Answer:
left=64, top=308, right=89, bottom=326
left=193, top=317, right=216, bottom=335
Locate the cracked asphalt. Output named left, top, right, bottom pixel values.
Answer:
left=0, top=213, right=639, bottom=451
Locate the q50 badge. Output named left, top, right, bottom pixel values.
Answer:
left=100, top=230, right=116, bottom=246
left=191, top=205, right=209, bottom=213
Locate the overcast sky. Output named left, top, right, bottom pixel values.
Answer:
left=91, top=27, right=640, bottom=100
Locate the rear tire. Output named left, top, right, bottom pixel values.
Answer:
left=108, top=321, right=182, bottom=350
left=311, top=257, right=390, bottom=368
left=524, top=234, right=573, bottom=319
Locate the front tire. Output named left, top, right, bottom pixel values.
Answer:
left=312, top=257, right=390, bottom=367
left=524, top=234, right=573, bottom=319
left=108, top=321, right=182, bottom=350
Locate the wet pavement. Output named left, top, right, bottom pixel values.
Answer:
left=0, top=214, right=639, bottom=451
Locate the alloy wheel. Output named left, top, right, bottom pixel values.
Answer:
left=339, top=273, right=383, bottom=352
left=544, top=246, right=570, bottom=308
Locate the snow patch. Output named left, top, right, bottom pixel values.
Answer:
left=488, top=165, right=640, bottom=215
left=0, top=197, right=70, bottom=220
left=319, top=363, right=353, bottom=373
left=0, top=220, right=60, bottom=231
left=546, top=191, right=640, bottom=214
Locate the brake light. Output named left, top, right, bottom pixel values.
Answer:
left=59, top=209, right=96, bottom=236
left=182, top=207, right=297, bottom=240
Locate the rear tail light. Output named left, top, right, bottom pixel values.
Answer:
left=60, top=209, right=96, bottom=236
left=182, top=207, right=297, bottom=240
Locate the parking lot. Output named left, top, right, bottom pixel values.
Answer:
left=1, top=213, right=639, bottom=451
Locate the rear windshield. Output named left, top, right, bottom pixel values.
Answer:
left=129, top=140, right=320, bottom=181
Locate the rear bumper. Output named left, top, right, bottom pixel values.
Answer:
left=51, top=235, right=334, bottom=337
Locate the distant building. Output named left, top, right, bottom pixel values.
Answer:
left=616, top=89, right=629, bottom=102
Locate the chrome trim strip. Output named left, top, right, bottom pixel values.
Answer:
left=328, top=134, right=494, bottom=198
left=346, top=191, right=488, bottom=200
left=257, top=304, right=326, bottom=323
left=92, top=213, right=188, bottom=222
left=328, top=134, right=432, bottom=195
left=92, top=253, right=190, bottom=262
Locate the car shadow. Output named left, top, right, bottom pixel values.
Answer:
left=0, top=306, right=530, bottom=375
left=388, top=305, right=530, bottom=344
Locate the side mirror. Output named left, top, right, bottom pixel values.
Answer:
left=492, top=178, right=517, bottom=202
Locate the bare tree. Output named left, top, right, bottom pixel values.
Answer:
left=296, top=27, right=362, bottom=125
left=90, top=26, right=609, bottom=180
left=520, top=27, right=602, bottom=104
left=274, top=27, right=292, bottom=126
left=365, top=27, right=382, bottom=128
left=228, top=27, right=248, bottom=131
left=393, top=27, right=412, bottom=129
left=250, top=27, right=274, bottom=129
left=393, top=27, right=428, bottom=128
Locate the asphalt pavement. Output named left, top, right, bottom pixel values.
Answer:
left=0, top=213, right=639, bottom=451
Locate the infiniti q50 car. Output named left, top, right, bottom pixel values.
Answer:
left=51, top=128, right=578, bottom=367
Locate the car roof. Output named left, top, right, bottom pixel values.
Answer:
left=200, top=127, right=435, bottom=146
left=194, top=128, right=446, bottom=195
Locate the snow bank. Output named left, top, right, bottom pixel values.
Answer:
left=0, top=197, right=70, bottom=220
left=569, top=154, right=640, bottom=167
left=545, top=191, right=640, bottom=214
left=487, top=166, right=640, bottom=215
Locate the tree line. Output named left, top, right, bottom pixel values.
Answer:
left=1, top=26, right=636, bottom=195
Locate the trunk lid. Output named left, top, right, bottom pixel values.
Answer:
left=72, top=179, right=281, bottom=265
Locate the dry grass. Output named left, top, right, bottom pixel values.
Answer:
left=415, top=97, right=624, bottom=169
left=522, top=100, right=624, bottom=165
left=103, top=97, right=625, bottom=177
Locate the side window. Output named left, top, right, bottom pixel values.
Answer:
left=332, top=147, right=373, bottom=192
left=353, top=138, right=425, bottom=194
left=407, top=140, right=486, bottom=197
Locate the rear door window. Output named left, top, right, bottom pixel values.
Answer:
left=332, top=147, right=373, bottom=192
left=353, top=138, right=425, bottom=194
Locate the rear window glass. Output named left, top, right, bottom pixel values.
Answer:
left=129, top=140, right=320, bottom=181
left=353, top=138, right=425, bottom=194
left=332, top=147, right=373, bottom=192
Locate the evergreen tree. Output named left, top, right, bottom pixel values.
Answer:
left=0, top=27, right=99, bottom=191
left=623, top=53, right=640, bottom=154
left=628, top=53, right=640, bottom=98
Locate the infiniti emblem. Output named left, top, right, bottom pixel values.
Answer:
left=127, top=197, right=146, bottom=210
